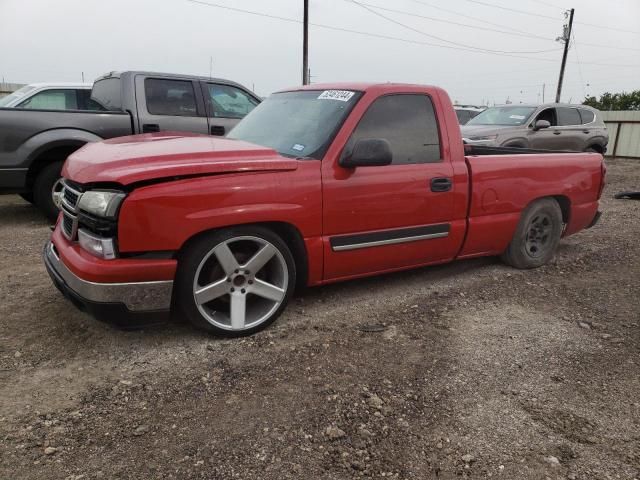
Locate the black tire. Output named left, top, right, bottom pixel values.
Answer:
left=175, top=226, right=296, bottom=336
left=19, top=193, right=35, bottom=204
left=33, top=161, right=63, bottom=221
left=585, top=147, right=599, bottom=153
left=501, top=198, right=563, bottom=269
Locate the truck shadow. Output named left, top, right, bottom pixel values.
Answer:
left=0, top=195, right=49, bottom=227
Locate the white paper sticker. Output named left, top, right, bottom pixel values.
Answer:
left=292, top=144, right=305, bottom=152
left=318, top=90, right=355, bottom=102
left=509, top=114, right=525, bottom=120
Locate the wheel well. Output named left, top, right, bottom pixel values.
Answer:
left=587, top=144, right=604, bottom=154
left=26, top=144, right=84, bottom=189
left=178, top=222, right=309, bottom=291
left=551, top=195, right=571, bottom=225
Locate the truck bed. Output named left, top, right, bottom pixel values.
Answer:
left=459, top=150, right=603, bottom=259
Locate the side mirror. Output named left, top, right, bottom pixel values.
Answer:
left=340, top=138, right=393, bottom=168
left=533, top=120, right=551, bottom=131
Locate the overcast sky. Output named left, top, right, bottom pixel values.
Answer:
left=1, top=0, right=638, bottom=105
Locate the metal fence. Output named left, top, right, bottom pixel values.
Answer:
left=601, top=111, right=640, bottom=160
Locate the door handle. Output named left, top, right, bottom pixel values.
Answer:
left=142, top=123, right=160, bottom=133
left=211, top=125, right=226, bottom=136
left=553, top=131, right=561, bottom=135
left=431, top=177, right=452, bottom=192
left=582, top=130, right=590, bottom=134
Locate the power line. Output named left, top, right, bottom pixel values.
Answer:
left=351, top=1, right=555, bottom=41
left=348, top=0, right=561, bottom=55
left=405, top=0, right=543, bottom=36
left=527, top=0, right=565, bottom=11
left=185, top=0, right=640, bottom=68
left=461, top=0, right=560, bottom=20
left=462, top=0, right=640, bottom=35
left=571, top=34, right=587, bottom=99
left=185, top=0, right=563, bottom=62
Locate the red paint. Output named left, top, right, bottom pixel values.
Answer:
left=51, top=227, right=176, bottom=283
left=53, top=83, right=603, bottom=286
left=63, top=132, right=298, bottom=185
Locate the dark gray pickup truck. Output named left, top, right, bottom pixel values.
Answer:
left=0, top=71, right=260, bottom=219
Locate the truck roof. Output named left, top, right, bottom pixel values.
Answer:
left=93, top=71, right=252, bottom=90
left=25, top=82, right=92, bottom=88
left=276, top=82, right=445, bottom=94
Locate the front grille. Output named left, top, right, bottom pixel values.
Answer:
left=61, top=180, right=83, bottom=212
left=61, top=212, right=76, bottom=240
left=63, top=188, right=80, bottom=208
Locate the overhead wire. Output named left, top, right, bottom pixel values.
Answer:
left=185, top=0, right=640, bottom=68
left=347, top=0, right=561, bottom=54
left=351, top=1, right=556, bottom=41
left=460, top=0, right=640, bottom=35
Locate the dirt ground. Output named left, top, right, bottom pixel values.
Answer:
left=0, top=158, right=638, bottom=480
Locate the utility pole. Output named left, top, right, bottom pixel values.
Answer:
left=209, top=57, right=213, bottom=79
left=555, top=8, right=574, bottom=103
left=302, top=0, right=309, bottom=85
left=542, top=83, right=545, bottom=103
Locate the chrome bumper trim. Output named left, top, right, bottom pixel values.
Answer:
left=45, top=242, right=173, bottom=311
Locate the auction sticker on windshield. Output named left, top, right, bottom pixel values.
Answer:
left=318, top=90, right=355, bottom=102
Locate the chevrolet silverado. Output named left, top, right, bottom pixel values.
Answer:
left=44, top=83, right=605, bottom=336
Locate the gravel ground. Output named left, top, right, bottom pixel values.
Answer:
left=1, top=158, right=638, bottom=480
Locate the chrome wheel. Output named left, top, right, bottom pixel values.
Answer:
left=192, top=236, right=288, bottom=332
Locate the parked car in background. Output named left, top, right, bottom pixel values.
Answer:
left=0, top=83, right=101, bottom=110
left=45, top=83, right=604, bottom=336
left=454, top=105, right=485, bottom=124
left=461, top=103, right=608, bottom=153
left=0, top=71, right=260, bottom=219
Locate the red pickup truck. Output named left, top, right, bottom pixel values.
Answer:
left=44, top=83, right=604, bottom=336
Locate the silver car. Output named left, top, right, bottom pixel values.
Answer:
left=461, top=103, right=608, bottom=153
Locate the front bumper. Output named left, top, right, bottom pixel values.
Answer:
left=43, top=241, right=173, bottom=327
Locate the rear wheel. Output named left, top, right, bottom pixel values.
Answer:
left=176, top=226, right=296, bottom=336
left=33, top=161, right=63, bottom=221
left=501, top=198, right=563, bottom=269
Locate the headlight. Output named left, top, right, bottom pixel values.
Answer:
left=77, top=190, right=125, bottom=218
left=467, top=135, right=498, bottom=141
left=78, top=229, right=117, bottom=259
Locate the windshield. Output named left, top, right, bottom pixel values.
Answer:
left=466, top=106, right=536, bottom=126
left=0, top=85, right=36, bottom=107
left=228, top=89, right=361, bottom=159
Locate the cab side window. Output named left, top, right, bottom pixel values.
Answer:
left=205, top=83, right=259, bottom=119
left=145, top=78, right=198, bottom=116
left=347, top=94, right=441, bottom=165
left=579, top=109, right=595, bottom=124
left=535, top=108, right=557, bottom=126
left=557, top=107, right=581, bottom=126
left=18, top=89, right=78, bottom=110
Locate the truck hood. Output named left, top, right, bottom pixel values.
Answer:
left=460, top=125, right=518, bottom=138
left=62, top=132, right=298, bottom=186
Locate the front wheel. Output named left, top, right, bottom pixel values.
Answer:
left=33, top=161, right=63, bottom=221
left=175, top=226, right=296, bottom=336
left=501, top=198, right=563, bottom=269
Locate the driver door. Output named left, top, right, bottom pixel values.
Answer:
left=528, top=107, right=565, bottom=150
left=321, top=93, right=463, bottom=281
